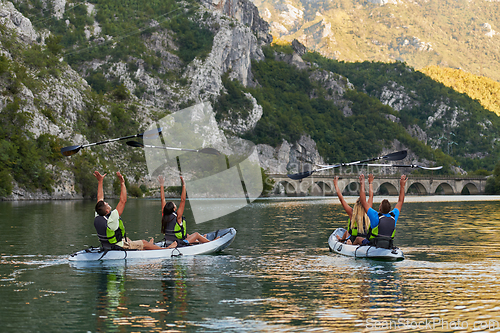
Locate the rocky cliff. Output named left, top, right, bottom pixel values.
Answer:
left=0, top=0, right=471, bottom=200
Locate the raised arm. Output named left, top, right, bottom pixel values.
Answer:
left=394, top=175, right=407, bottom=212
left=115, top=171, right=127, bottom=216
left=334, top=176, right=352, bottom=218
left=176, top=176, right=186, bottom=224
left=359, top=174, right=371, bottom=213
left=368, top=174, right=374, bottom=208
left=159, top=176, right=166, bottom=211
left=94, top=171, right=107, bottom=203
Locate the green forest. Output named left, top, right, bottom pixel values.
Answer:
left=214, top=45, right=455, bottom=174
left=2, top=0, right=500, bottom=197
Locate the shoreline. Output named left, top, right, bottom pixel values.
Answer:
left=257, top=195, right=500, bottom=204
left=2, top=195, right=499, bottom=204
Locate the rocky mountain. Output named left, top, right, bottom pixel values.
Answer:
left=0, top=0, right=498, bottom=200
left=251, top=0, right=500, bottom=82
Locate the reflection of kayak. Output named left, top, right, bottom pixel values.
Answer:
left=68, top=228, right=236, bottom=261
left=328, top=228, right=404, bottom=261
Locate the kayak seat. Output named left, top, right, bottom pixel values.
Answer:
left=369, top=235, right=393, bottom=249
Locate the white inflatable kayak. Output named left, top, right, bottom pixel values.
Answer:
left=69, top=228, right=236, bottom=261
left=328, top=228, right=404, bottom=261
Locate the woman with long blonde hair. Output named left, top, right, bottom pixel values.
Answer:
left=334, top=174, right=374, bottom=245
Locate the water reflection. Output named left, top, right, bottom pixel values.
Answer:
left=159, top=261, right=188, bottom=323
left=95, top=266, right=127, bottom=332
left=2, top=199, right=500, bottom=332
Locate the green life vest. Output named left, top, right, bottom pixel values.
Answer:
left=347, top=216, right=368, bottom=238
left=164, top=212, right=187, bottom=241
left=347, top=218, right=358, bottom=237
left=94, top=214, right=126, bottom=246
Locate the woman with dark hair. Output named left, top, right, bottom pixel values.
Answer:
left=159, top=176, right=212, bottom=246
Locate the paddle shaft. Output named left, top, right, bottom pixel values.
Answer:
left=81, top=134, right=141, bottom=149
left=356, top=163, right=443, bottom=170
left=287, top=150, right=408, bottom=180
left=142, top=144, right=199, bottom=153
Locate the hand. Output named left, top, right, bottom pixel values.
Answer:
left=359, top=174, right=365, bottom=184
left=116, top=171, right=125, bottom=184
left=368, top=174, right=374, bottom=185
left=158, top=175, right=164, bottom=186
left=333, top=176, right=339, bottom=188
left=400, top=174, right=408, bottom=187
left=180, top=176, right=185, bottom=185
left=94, top=171, right=107, bottom=182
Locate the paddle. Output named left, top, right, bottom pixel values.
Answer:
left=356, top=163, right=443, bottom=170
left=287, top=150, right=408, bottom=180
left=60, top=127, right=162, bottom=156
left=126, top=141, right=221, bottom=156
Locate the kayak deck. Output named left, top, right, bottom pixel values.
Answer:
left=69, top=227, right=236, bottom=261
left=328, top=228, right=404, bottom=261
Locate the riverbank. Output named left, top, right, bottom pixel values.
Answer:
left=257, top=195, right=500, bottom=204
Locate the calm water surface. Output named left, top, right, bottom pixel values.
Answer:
left=1, top=198, right=500, bottom=332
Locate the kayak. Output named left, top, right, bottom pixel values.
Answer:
left=68, top=228, right=236, bottom=261
left=328, top=228, right=404, bottom=261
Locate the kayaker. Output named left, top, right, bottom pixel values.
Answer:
left=334, top=175, right=374, bottom=245
left=159, top=175, right=214, bottom=246
left=359, top=173, right=408, bottom=249
left=93, top=171, right=177, bottom=250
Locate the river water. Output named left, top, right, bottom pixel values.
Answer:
left=1, top=196, right=500, bottom=332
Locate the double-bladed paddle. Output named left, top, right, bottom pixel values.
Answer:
left=60, top=128, right=162, bottom=156
left=287, top=150, right=408, bottom=180
left=126, top=141, right=221, bottom=156
left=355, top=163, right=443, bottom=170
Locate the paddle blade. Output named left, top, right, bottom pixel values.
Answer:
left=417, top=165, right=443, bottom=170
left=198, top=148, right=221, bottom=156
left=383, top=150, right=407, bottom=161
left=126, top=141, right=145, bottom=148
left=60, top=145, right=82, bottom=156
left=287, top=170, right=315, bottom=180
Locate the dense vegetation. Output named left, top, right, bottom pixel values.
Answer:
left=486, top=161, right=500, bottom=194
left=216, top=45, right=454, bottom=172
left=302, top=51, right=500, bottom=171
left=0, top=28, right=64, bottom=196
left=2, top=0, right=498, bottom=199
left=18, top=0, right=213, bottom=95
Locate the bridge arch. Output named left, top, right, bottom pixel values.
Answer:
left=461, top=182, right=479, bottom=195
left=310, top=181, right=334, bottom=196
left=273, top=180, right=297, bottom=196
left=407, top=182, right=427, bottom=195
left=433, top=182, right=455, bottom=195
left=343, top=182, right=360, bottom=195
left=377, top=182, right=398, bottom=196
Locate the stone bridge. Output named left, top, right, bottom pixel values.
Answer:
left=269, top=174, right=488, bottom=196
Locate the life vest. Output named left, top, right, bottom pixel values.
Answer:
left=368, top=212, right=396, bottom=249
left=347, top=216, right=368, bottom=238
left=164, top=212, right=187, bottom=241
left=94, top=214, right=126, bottom=248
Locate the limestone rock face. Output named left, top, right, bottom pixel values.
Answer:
left=185, top=2, right=271, bottom=103
left=0, top=1, right=38, bottom=42
left=200, top=0, right=273, bottom=44
left=257, top=135, right=324, bottom=175
left=309, top=69, right=354, bottom=116
left=218, top=93, right=263, bottom=134
left=378, top=81, right=419, bottom=112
